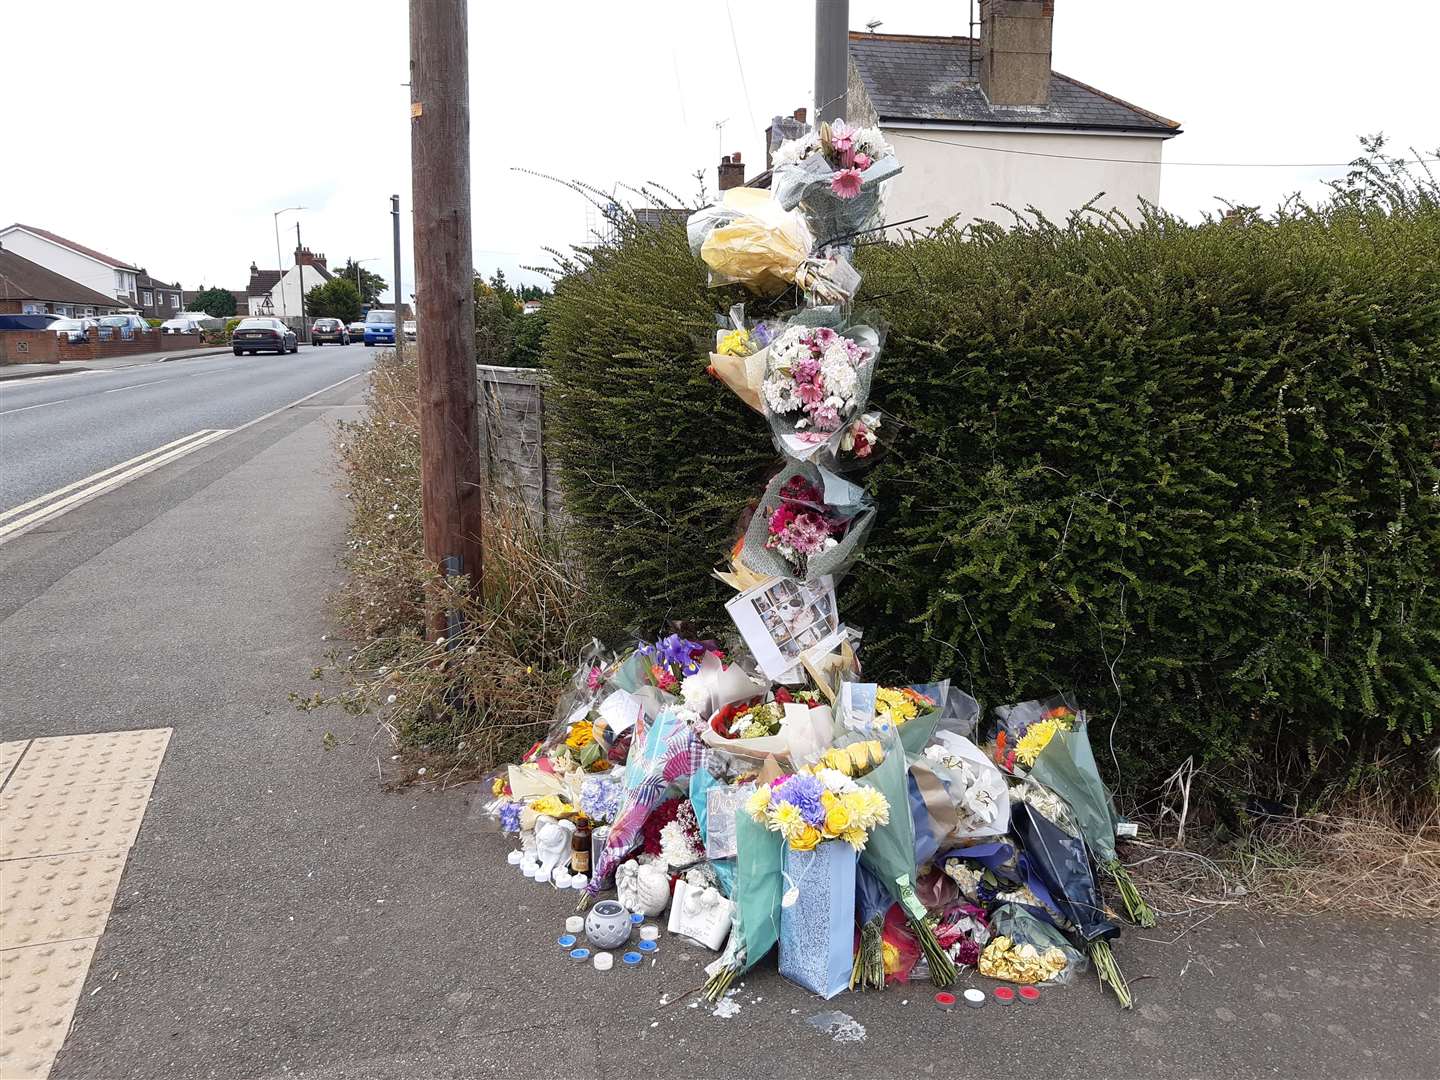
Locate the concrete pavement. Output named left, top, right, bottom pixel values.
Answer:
left=0, top=379, right=1436, bottom=1078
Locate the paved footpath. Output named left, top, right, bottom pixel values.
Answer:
left=0, top=381, right=1436, bottom=1079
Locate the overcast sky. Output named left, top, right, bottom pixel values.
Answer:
left=2, top=1, right=1435, bottom=300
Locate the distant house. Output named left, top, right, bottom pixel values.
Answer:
left=846, top=6, right=1180, bottom=233
left=0, top=223, right=141, bottom=304
left=521, top=300, right=543, bottom=315
left=0, top=243, right=130, bottom=317
left=135, top=271, right=184, bottom=320
left=246, top=247, right=334, bottom=317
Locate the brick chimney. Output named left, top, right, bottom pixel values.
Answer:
left=718, top=151, right=746, bottom=191
left=293, top=246, right=327, bottom=269
left=979, top=0, right=1054, bottom=107
left=765, top=107, right=812, bottom=170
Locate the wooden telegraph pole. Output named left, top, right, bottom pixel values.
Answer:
left=409, top=0, right=484, bottom=634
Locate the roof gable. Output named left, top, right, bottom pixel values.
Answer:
left=848, top=33, right=1180, bottom=135
left=0, top=248, right=131, bottom=309
left=1, top=223, right=141, bottom=271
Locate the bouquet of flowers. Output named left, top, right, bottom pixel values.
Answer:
left=710, top=687, right=823, bottom=741
left=746, top=767, right=890, bottom=852
left=762, top=322, right=882, bottom=464
left=739, top=462, right=875, bottom=586
left=686, top=187, right=862, bottom=304
left=638, top=632, right=714, bottom=695
left=1028, top=710, right=1156, bottom=928
left=992, top=696, right=1078, bottom=772
left=578, top=773, right=625, bottom=825
left=708, top=305, right=775, bottom=415
left=771, top=119, right=902, bottom=250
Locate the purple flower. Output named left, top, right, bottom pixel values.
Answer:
left=638, top=633, right=706, bottom=676
left=777, top=774, right=826, bottom=828
left=498, top=802, right=523, bottom=833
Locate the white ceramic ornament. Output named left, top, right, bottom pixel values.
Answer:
left=585, top=899, right=634, bottom=950
left=533, top=816, right=576, bottom=886
left=667, top=880, right=734, bottom=951
left=615, top=860, right=671, bottom=917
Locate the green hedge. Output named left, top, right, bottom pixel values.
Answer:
left=544, top=200, right=1440, bottom=793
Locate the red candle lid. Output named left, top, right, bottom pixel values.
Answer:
left=993, top=986, right=1016, bottom=1003
left=1018, top=985, right=1041, bottom=1002
left=934, top=992, right=957, bottom=1007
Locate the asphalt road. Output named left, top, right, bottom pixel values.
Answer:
left=0, top=343, right=377, bottom=514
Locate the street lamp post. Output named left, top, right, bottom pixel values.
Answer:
left=272, top=206, right=305, bottom=318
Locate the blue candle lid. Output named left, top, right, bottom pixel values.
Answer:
left=569, top=947, right=591, bottom=961
left=630, top=913, right=645, bottom=924
left=621, top=951, right=643, bottom=966
left=637, top=939, right=658, bottom=953
left=557, top=934, right=577, bottom=948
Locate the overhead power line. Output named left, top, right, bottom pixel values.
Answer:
left=889, top=131, right=1440, bottom=168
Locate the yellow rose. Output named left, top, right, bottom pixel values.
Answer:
left=824, top=803, right=852, bottom=835
left=790, top=825, right=821, bottom=851
left=564, top=720, right=594, bottom=751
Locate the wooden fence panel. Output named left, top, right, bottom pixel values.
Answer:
left=475, top=364, right=562, bottom=526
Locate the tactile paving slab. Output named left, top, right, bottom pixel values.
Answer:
left=0, top=938, right=98, bottom=1080
left=0, top=780, right=155, bottom=861
left=1, top=851, right=128, bottom=949
left=0, top=740, right=29, bottom=791
left=4, top=729, right=171, bottom=793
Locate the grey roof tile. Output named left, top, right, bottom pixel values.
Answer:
left=849, top=34, right=1179, bottom=134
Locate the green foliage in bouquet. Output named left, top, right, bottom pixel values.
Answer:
left=542, top=217, right=777, bottom=637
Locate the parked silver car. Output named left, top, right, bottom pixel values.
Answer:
left=160, top=317, right=204, bottom=335
left=48, top=316, right=99, bottom=342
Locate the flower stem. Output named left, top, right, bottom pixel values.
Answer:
left=910, top=916, right=957, bottom=987
left=1090, top=938, right=1133, bottom=1009
left=1106, top=860, right=1157, bottom=928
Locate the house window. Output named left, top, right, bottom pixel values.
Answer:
left=142, top=290, right=153, bottom=306
left=170, top=293, right=180, bottom=308
left=22, top=303, right=40, bottom=314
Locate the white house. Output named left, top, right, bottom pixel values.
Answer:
left=845, top=2, right=1181, bottom=234
left=0, top=223, right=140, bottom=304
left=245, top=247, right=333, bottom=318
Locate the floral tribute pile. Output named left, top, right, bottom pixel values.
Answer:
left=485, top=120, right=1151, bottom=1009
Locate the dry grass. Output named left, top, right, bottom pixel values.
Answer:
left=298, top=349, right=594, bottom=771
left=1124, top=778, right=1440, bottom=921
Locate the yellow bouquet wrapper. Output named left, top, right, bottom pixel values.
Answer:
left=708, top=345, right=769, bottom=415
left=699, top=188, right=811, bottom=297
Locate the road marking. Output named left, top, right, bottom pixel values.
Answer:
left=0, top=364, right=370, bottom=544
left=0, top=399, right=67, bottom=417
left=0, top=431, right=227, bottom=542
left=0, top=432, right=220, bottom=525
left=102, top=380, right=165, bottom=394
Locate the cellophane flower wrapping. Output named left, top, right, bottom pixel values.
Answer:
left=704, top=782, right=757, bottom=861
left=586, top=706, right=705, bottom=897
left=761, top=320, right=883, bottom=466
left=777, top=148, right=898, bottom=252
left=778, top=840, right=858, bottom=999
left=985, top=903, right=1087, bottom=985
left=688, top=187, right=814, bottom=296
left=1009, top=799, right=1118, bottom=943
left=740, top=461, right=875, bottom=587
left=729, top=808, right=786, bottom=973
left=1029, top=718, right=1123, bottom=865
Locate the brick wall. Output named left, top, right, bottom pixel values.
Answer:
left=0, top=332, right=60, bottom=364
left=0, top=328, right=204, bottom=365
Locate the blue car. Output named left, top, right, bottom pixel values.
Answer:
left=363, top=310, right=397, bottom=347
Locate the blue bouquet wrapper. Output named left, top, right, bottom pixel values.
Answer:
left=779, top=840, right=858, bottom=999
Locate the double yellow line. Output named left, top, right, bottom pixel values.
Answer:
left=0, top=429, right=229, bottom=544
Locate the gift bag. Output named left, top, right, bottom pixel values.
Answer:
left=778, top=840, right=858, bottom=999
